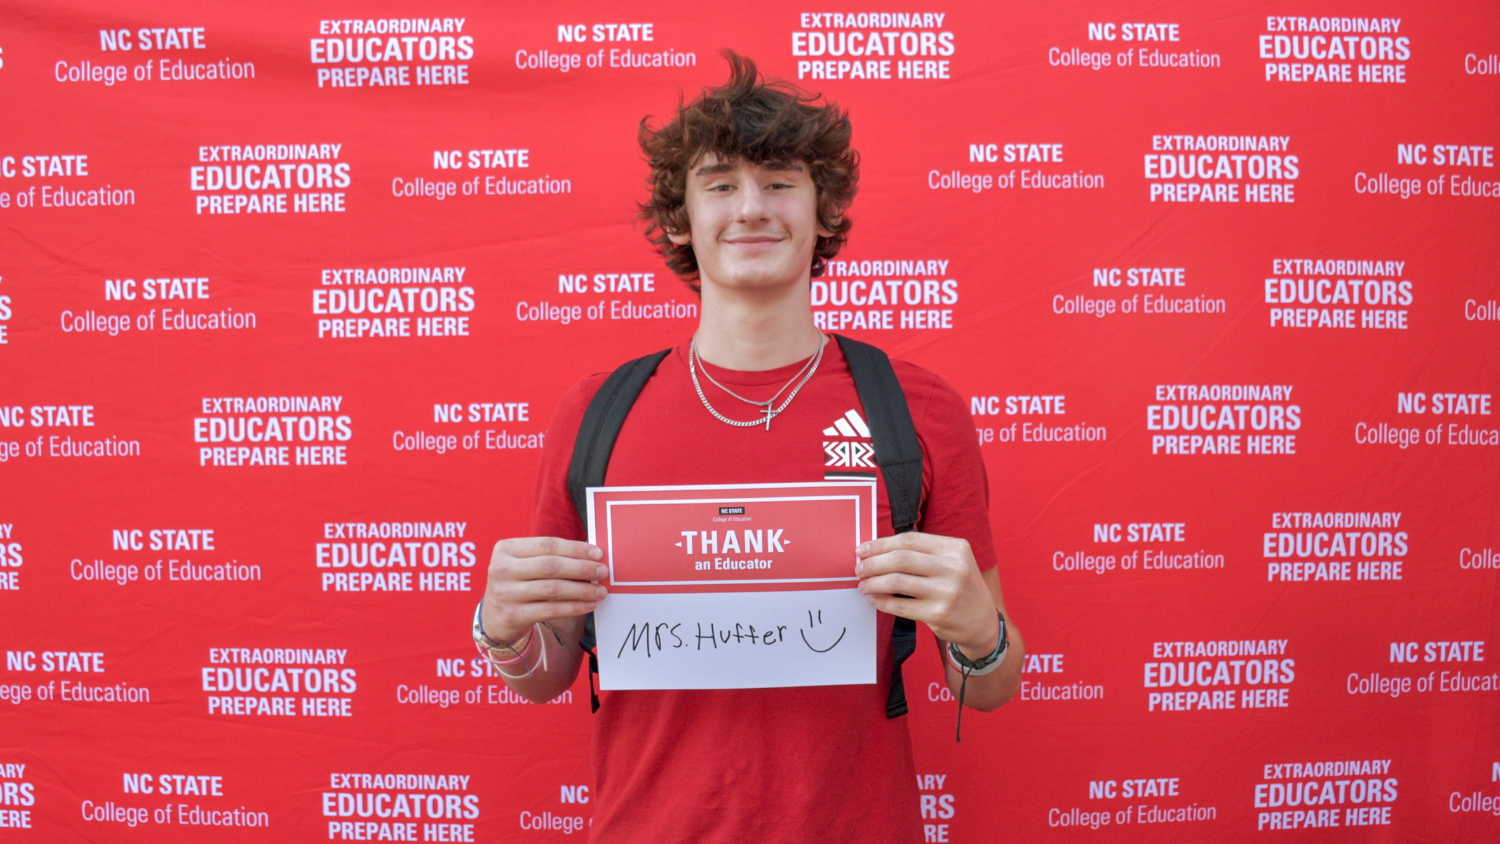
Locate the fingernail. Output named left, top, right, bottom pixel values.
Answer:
left=597, top=587, right=608, bottom=599
left=590, top=546, right=603, bottom=560
left=597, top=565, right=609, bottom=580
left=856, top=543, right=869, bottom=555
left=854, top=560, right=863, bottom=575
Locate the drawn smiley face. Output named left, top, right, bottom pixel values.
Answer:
left=799, top=609, right=847, bottom=653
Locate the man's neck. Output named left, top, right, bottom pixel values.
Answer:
left=694, top=274, right=824, bottom=371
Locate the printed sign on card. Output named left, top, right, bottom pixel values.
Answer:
left=588, top=482, right=878, bottom=690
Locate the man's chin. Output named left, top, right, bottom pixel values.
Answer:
left=703, top=264, right=806, bottom=293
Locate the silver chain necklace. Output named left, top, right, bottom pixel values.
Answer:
left=695, top=336, right=819, bottom=409
left=689, top=334, right=825, bottom=430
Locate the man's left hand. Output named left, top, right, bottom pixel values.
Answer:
left=855, top=532, right=1000, bottom=659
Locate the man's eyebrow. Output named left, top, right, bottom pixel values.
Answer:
left=691, top=159, right=806, bottom=176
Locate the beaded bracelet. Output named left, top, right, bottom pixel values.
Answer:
left=476, top=624, right=543, bottom=679
left=472, top=600, right=546, bottom=679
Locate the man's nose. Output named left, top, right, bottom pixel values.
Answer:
left=734, top=181, right=770, bottom=221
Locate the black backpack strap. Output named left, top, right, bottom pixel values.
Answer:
left=832, top=334, right=924, bottom=718
left=833, top=335, right=923, bottom=532
left=579, top=614, right=600, bottom=714
left=568, top=349, right=672, bottom=523
left=884, top=624, right=919, bottom=718
left=566, top=348, right=670, bottom=713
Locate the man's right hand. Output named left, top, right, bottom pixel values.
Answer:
left=481, top=537, right=608, bottom=644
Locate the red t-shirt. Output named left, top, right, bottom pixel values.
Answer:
left=531, top=338, right=997, bottom=844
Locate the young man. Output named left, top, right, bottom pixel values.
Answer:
left=478, top=54, right=1023, bottom=842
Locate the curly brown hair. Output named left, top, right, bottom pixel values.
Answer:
left=638, top=52, right=859, bottom=291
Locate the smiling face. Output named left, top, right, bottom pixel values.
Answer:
left=668, top=154, right=833, bottom=295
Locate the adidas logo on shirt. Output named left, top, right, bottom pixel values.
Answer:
left=823, top=409, right=870, bottom=439
left=823, top=409, right=876, bottom=469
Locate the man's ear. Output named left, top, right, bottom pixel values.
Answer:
left=667, top=229, right=692, bottom=246
left=815, top=217, right=838, bottom=239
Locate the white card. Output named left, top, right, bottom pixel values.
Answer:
left=587, top=482, right=878, bottom=690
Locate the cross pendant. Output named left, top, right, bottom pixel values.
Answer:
left=764, top=406, right=774, bottom=431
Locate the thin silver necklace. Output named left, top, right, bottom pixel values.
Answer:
left=695, top=337, right=819, bottom=409
left=690, top=334, right=825, bottom=430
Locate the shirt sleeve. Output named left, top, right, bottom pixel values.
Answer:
left=898, top=363, right=998, bottom=573
left=529, top=373, right=609, bottom=542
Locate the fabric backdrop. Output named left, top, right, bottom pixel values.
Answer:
left=2, top=1, right=1498, bottom=841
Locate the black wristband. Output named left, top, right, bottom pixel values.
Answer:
left=947, top=612, right=1007, bottom=674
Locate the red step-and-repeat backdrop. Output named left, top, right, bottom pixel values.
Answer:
left=2, top=0, right=1498, bottom=841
